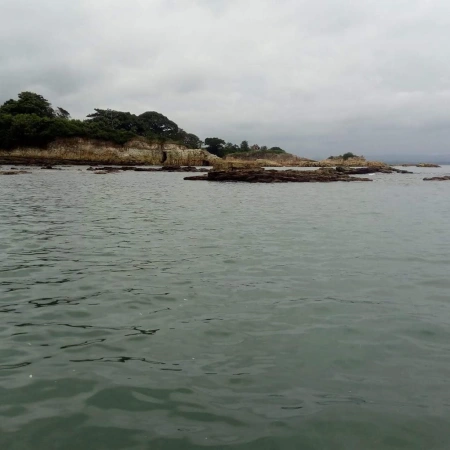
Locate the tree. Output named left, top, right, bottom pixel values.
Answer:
left=0, top=92, right=55, bottom=118
left=8, top=114, right=53, bottom=147
left=0, top=91, right=204, bottom=150
left=223, top=142, right=240, bottom=155
left=240, top=140, right=249, bottom=152
left=204, top=137, right=226, bottom=157
left=86, top=108, right=139, bottom=133
left=177, top=129, right=202, bottom=148
left=55, top=107, right=71, bottom=119
left=342, top=152, right=357, bottom=160
left=260, top=145, right=268, bottom=152
left=138, top=111, right=179, bottom=139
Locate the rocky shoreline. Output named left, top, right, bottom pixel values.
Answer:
left=2, top=163, right=445, bottom=183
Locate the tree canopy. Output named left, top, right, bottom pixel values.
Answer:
left=204, top=137, right=226, bottom=157
left=328, top=152, right=362, bottom=161
left=0, top=91, right=287, bottom=155
left=0, top=92, right=55, bottom=118
left=0, top=92, right=202, bottom=150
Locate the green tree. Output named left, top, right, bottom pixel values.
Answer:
left=0, top=92, right=55, bottom=118
left=240, top=140, right=249, bottom=152
left=177, top=130, right=202, bottom=148
left=223, top=142, right=240, bottom=155
left=55, top=107, right=71, bottom=119
left=138, top=111, right=179, bottom=139
left=342, top=152, right=357, bottom=160
left=87, top=108, right=139, bottom=133
left=8, top=114, right=54, bottom=147
left=205, top=137, right=226, bottom=157
left=0, top=114, right=14, bottom=148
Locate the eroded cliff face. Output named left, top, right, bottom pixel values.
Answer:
left=0, top=138, right=219, bottom=166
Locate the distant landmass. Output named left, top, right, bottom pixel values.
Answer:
left=370, top=155, right=450, bottom=165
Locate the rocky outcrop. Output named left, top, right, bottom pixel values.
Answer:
left=300, top=158, right=388, bottom=168
left=423, top=176, right=450, bottom=181
left=224, top=155, right=390, bottom=168
left=0, top=170, right=31, bottom=175
left=402, top=163, right=441, bottom=168
left=225, top=152, right=313, bottom=167
left=185, top=168, right=372, bottom=183
left=333, top=166, right=413, bottom=174
left=87, top=165, right=208, bottom=174
left=0, top=138, right=219, bottom=166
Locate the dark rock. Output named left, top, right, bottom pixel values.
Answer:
left=0, top=170, right=31, bottom=175
left=94, top=169, right=120, bottom=174
left=87, top=165, right=203, bottom=173
left=160, top=165, right=201, bottom=172
left=333, top=166, right=412, bottom=174
left=185, top=168, right=373, bottom=183
left=423, top=176, right=450, bottom=181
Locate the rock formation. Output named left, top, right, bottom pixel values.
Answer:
left=87, top=165, right=208, bottom=174
left=0, top=138, right=219, bottom=166
left=185, top=168, right=373, bottom=183
left=423, top=176, right=450, bottom=181
left=0, top=170, right=31, bottom=175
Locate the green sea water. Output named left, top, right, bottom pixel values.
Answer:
left=1, top=166, right=450, bottom=449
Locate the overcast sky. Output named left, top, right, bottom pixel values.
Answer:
left=1, top=0, right=450, bottom=159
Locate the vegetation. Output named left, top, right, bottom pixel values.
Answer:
left=204, top=137, right=286, bottom=158
left=328, top=152, right=363, bottom=161
left=0, top=91, right=287, bottom=157
left=0, top=92, right=201, bottom=150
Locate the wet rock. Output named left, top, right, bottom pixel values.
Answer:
left=0, top=170, right=31, bottom=175
left=185, top=168, right=373, bottom=183
left=87, top=165, right=204, bottom=173
left=423, top=176, right=450, bottom=181
left=333, top=166, right=412, bottom=174
left=160, top=165, right=203, bottom=172
left=93, top=169, right=120, bottom=174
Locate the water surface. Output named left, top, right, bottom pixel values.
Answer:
left=1, top=165, right=450, bottom=449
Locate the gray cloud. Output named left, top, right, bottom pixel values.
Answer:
left=1, top=0, right=450, bottom=159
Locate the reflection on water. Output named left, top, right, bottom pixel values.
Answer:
left=1, top=166, right=450, bottom=449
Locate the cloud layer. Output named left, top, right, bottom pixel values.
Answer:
left=2, top=0, right=450, bottom=159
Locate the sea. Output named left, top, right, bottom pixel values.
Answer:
left=1, top=165, right=450, bottom=449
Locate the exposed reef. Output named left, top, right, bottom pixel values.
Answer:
left=87, top=165, right=208, bottom=174
left=184, top=168, right=373, bottom=183
left=401, top=163, right=441, bottom=168
left=423, top=176, right=450, bottom=181
left=333, top=166, right=413, bottom=174
left=0, top=170, right=31, bottom=175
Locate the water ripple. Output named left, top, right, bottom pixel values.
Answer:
left=1, top=167, right=450, bottom=448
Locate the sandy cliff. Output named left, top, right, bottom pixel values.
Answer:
left=0, top=138, right=219, bottom=166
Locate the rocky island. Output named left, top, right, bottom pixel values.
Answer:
left=0, top=92, right=442, bottom=173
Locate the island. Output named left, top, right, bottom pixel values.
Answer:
left=0, top=91, right=434, bottom=180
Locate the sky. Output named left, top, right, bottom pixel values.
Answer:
left=1, top=0, right=450, bottom=160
